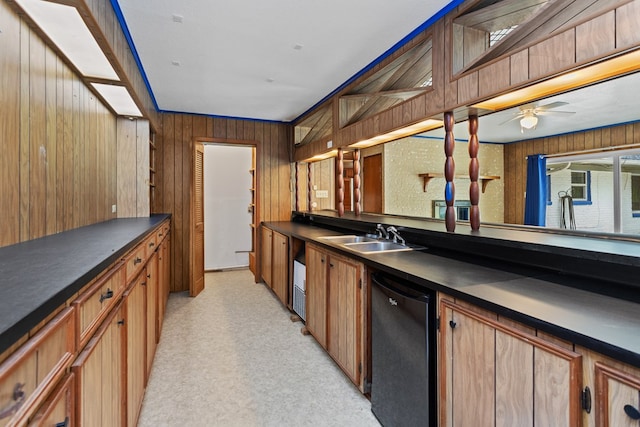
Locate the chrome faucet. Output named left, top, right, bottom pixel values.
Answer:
left=376, top=224, right=389, bottom=240
left=387, top=226, right=405, bottom=245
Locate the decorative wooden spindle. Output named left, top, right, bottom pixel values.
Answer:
left=444, top=111, right=456, bottom=232
left=307, top=162, right=313, bottom=211
left=295, top=162, right=300, bottom=212
left=353, top=149, right=362, bottom=216
left=468, top=114, right=480, bottom=230
left=336, top=148, right=345, bottom=216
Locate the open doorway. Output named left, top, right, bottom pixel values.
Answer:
left=203, top=144, right=254, bottom=270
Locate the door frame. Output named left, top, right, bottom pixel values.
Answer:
left=189, top=137, right=261, bottom=296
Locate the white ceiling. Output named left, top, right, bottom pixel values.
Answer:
left=115, top=0, right=457, bottom=122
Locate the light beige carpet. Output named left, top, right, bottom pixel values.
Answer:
left=137, top=269, right=380, bottom=427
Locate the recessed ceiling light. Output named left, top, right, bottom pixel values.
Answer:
left=293, top=44, right=304, bottom=50
left=171, top=61, right=181, bottom=66
left=91, top=83, right=142, bottom=117
left=13, top=0, right=119, bottom=80
left=266, top=77, right=275, bottom=83
left=172, top=14, right=183, bottom=23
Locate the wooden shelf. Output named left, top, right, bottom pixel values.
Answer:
left=418, top=173, right=500, bottom=193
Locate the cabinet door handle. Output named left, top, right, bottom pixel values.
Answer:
left=117, top=319, right=125, bottom=326
left=624, top=404, right=640, bottom=420
left=0, top=383, right=25, bottom=419
left=99, top=288, right=114, bottom=303
left=329, top=263, right=334, bottom=268
left=134, top=257, right=142, bottom=265
left=149, top=242, right=155, bottom=247
left=449, top=320, right=457, bottom=329
left=55, top=416, right=70, bottom=427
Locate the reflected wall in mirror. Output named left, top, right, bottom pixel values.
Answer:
left=298, top=72, right=640, bottom=235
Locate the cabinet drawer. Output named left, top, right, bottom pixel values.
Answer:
left=124, top=243, right=147, bottom=284
left=0, top=308, right=75, bottom=427
left=73, top=263, right=125, bottom=350
left=156, top=222, right=169, bottom=243
left=145, top=233, right=157, bottom=254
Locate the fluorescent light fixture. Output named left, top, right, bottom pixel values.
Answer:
left=472, top=49, right=640, bottom=112
left=305, top=149, right=339, bottom=163
left=91, top=83, right=142, bottom=117
left=14, top=0, right=119, bottom=80
left=349, top=119, right=443, bottom=149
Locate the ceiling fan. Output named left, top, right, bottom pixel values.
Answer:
left=500, top=101, right=576, bottom=132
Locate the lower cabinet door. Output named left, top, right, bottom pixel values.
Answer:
left=595, top=362, right=640, bottom=427
left=72, top=302, right=126, bottom=426
left=440, top=299, right=583, bottom=427
left=28, top=373, right=74, bottom=427
left=125, top=274, right=147, bottom=427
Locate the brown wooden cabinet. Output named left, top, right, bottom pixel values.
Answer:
left=124, top=273, right=146, bottom=427
left=145, top=252, right=159, bottom=379
left=261, top=226, right=289, bottom=306
left=261, top=226, right=273, bottom=287
left=594, top=362, right=640, bottom=427
left=271, top=231, right=289, bottom=306
left=28, top=373, right=74, bottom=427
left=72, top=301, right=126, bottom=426
left=305, top=243, right=364, bottom=388
left=305, top=244, right=328, bottom=349
left=439, top=298, right=583, bottom=427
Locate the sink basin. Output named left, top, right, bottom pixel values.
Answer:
left=318, top=235, right=377, bottom=244
left=343, top=241, right=413, bottom=254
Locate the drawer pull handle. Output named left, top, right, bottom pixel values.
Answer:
left=55, top=416, right=70, bottom=427
left=117, top=319, right=125, bottom=326
left=624, top=404, right=640, bottom=420
left=134, top=257, right=142, bottom=265
left=0, top=383, right=26, bottom=419
left=100, top=288, right=114, bottom=303
left=159, top=233, right=163, bottom=237
left=149, top=242, right=155, bottom=247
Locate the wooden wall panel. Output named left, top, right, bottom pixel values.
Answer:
left=156, top=113, right=292, bottom=292
left=0, top=2, right=118, bottom=248
left=0, top=0, right=21, bottom=247
left=529, top=30, right=576, bottom=80
left=576, top=12, right=615, bottom=63
left=504, top=122, right=639, bottom=224
left=616, top=1, right=640, bottom=49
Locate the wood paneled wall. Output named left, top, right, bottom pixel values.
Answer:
left=0, top=1, right=117, bottom=247
left=503, top=122, right=640, bottom=224
left=156, top=113, right=292, bottom=292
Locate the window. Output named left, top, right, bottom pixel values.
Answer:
left=632, top=175, right=640, bottom=213
left=570, top=171, right=591, bottom=204
left=546, top=149, right=640, bottom=234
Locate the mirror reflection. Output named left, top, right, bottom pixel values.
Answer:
left=302, top=71, right=640, bottom=234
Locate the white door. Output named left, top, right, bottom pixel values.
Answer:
left=204, top=144, right=253, bottom=270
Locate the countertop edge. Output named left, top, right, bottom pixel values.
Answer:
left=0, top=214, right=170, bottom=354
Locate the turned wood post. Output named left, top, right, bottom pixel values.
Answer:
left=444, top=111, right=456, bottom=232
left=468, top=114, right=480, bottom=230
left=295, top=162, right=300, bottom=212
left=336, top=148, right=345, bottom=216
left=307, top=162, right=312, bottom=211
left=353, top=149, right=362, bottom=215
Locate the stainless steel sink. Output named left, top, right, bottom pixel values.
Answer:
left=318, top=235, right=377, bottom=244
left=343, top=241, right=413, bottom=254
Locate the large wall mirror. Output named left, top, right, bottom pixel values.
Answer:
left=300, top=71, right=640, bottom=234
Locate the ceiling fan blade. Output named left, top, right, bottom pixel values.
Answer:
left=499, top=114, right=524, bottom=126
left=536, top=110, right=576, bottom=116
left=535, top=101, right=569, bottom=111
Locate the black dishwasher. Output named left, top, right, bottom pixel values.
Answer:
left=371, top=272, right=436, bottom=427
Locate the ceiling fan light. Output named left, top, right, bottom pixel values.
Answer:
left=520, top=114, right=538, bottom=130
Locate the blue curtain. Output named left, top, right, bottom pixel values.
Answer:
left=524, top=154, right=547, bottom=226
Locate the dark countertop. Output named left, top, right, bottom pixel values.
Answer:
left=0, top=215, right=170, bottom=354
left=264, top=220, right=640, bottom=368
